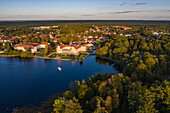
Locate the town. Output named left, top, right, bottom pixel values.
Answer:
left=0, top=23, right=169, bottom=60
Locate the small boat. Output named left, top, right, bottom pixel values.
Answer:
left=57, top=67, right=62, bottom=71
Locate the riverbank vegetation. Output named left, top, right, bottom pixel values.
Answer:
left=47, top=52, right=88, bottom=61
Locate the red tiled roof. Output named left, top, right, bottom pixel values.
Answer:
left=57, top=44, right=84, bottom=49
left=19, top=42, right=39, bottom=46
left=40, top=42, right=48, bottom=44
left=113, top=26, right=132, bottom=29
left=14, top=44, right=35, bottom=49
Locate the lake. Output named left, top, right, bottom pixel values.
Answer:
left=0, top=55, right=118, bottom=113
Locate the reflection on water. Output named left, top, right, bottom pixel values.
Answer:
left=57, top=60, right=62, bottom=65
left=0, top=55, right=119, bottom=113
left=44, top=59, right=51, bottom=63
left=79, top=61, right=83, bottom=66
left=0, top=57, right=24, bottom=66
left=94, top=56, right=119, bottom=75
left=71, top=61, right=76, bottom=66
left=95, top=56, right=114, bottom=65
left=53, top=55, right=114, bottom=67
left=39, top=55, right=115, bottom=67
left=18, top=57, right=33, bottom=62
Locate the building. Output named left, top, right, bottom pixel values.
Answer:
left=38, top=42, right=49, bottom=48
left=152, top=32, right=159, bottom=35
left=30, top=26, right=58, bottom=30
left=14, top=44, right=37, bottom=53
left=56, top=44, right=87, bottom=55
left=113, top=26, right=132, bottom=30
left=0, top=38, right=12, bottom=43
left=125, top=34, right=132, bottom=37
left=0, top=38, right=13, bottom=46
left=86, top=43, right=96, bottom=50
left=122, top=26, right=132, bottom=30
left=104, top=31, right=117, bottom=35
left=14, top=42, right=49, bottom=53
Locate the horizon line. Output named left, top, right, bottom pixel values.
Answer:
left=0, top=19, right=170, bottom=22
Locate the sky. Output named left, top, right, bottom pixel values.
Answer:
left=0, top=0, right=170, bottom=20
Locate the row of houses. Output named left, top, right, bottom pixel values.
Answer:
left=0, top=38, right=13, bottom=46
left=13, top=41, right=94, bottom=55
left=14, top=42, right=49, bottom=53
left=30, top=26, right=58, bottom=30
left=113, top=26, right=132, bottom=30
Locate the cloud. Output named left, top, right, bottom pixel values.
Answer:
left=0, top=15, right=71, bottom=20
left=16, top=15, right=42, bottom=18
left=120, top=2, right=147, bottom=6
left=157, top=16, right=170, bottom=18
left=133, top=2, right=147, bottom=6
left=154, top=15, right=170, bottom=20
left=114, top=11, right=140, bottom=14
left=0, top=15, right=42, bottom=19
left=104, top=9, right=170, bottom=15
left=59, top=16, right=68, bottom=18
left=81, top=14, right=95, bottom=16
left=120, top=2, right=127, bottom=6
left=159, top=9, right=170, bottom=12
left=106, top=10, right=145, bottom=14
left=108, top=11, right=134, bottom=14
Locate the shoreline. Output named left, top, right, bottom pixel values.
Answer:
left=0, top=54, right=90, bottom=61
left=96, top=55, right=115, bottom=62
left=0, top=54, right=17, bottom=57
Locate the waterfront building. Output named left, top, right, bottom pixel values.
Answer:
left=56, top=44, right=86, bottom=55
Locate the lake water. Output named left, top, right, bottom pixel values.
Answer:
left=0, top=55, right=118, bottom=113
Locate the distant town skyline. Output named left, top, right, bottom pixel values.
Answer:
left=0, top=0, right=170, bottom=20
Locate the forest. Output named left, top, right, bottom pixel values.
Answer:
left=96, top=34, right=170, bottom=81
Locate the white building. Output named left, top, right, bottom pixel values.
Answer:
left=14, top=42, right=49, bottom=53
left=30, top=26, right=58, bottom=30
left=153, top=32, right=159, bottom=35
left=125, top=34, right=132, bottom=37
left=14, top=45, right=37, bottom=53
left=38, top=42, right=49, bottom=48
left=56, top=44, right=86, bottom=55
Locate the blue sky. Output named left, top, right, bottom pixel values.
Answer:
left=0, top=0, right=170, bottom=20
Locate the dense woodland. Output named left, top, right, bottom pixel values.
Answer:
left=1, top=21, right=169, bottom=113
left=96, top=34, right=170, bottom=81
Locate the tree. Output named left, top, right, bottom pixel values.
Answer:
left=96, top=46, right=108, bottom=56
left=53, top=97, right=67, bottom=112
left=13, top=38, right=20, bottom=44
left=145, top=57, right=156, bottom=70
left=44, top=45, right=49, bottom=55
left=94, top=98, right=108, bottom=113
left=136, top=89, right=159, bottom=113
left=21, top=51, right=32, bottom=57
left=113, top=47, right=128, bottom=54
left=26, top=47, right=31, bottom=52
left=53, top=97, right=83, bottom=113
left=64, top=98, right=83, bottom=113
left=4, top=42, right=12, bottom=50
left=104, top=96, right=112, bottom=112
